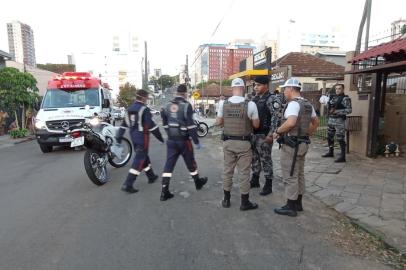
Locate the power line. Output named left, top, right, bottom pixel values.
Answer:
left=191, top=0, right=236, bottom=67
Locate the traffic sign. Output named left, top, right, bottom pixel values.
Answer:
left=192, top=91, right=201, bottom=99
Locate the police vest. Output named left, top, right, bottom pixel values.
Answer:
left=125, top=104, right=146, bottom=132
left=253, top=92, right=272, bottom=134
left=282, top=97, right=312, bottom=137
left=328, top=94, right=347, bottom=111
left=164, top=99, right=189, bottom=138
left=223, top=100, right=252, bottom=137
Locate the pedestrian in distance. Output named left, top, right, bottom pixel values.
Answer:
left=273, top=78, right=319, bottom=217
left=160, top=84, right=208, bottom=201
left=117, top=89, right=164, bottom=194
left=250, top=75, right=283, bottom=196
left=322, top=84, right=352, bottom=162
left=216, top=78, right=260, bottom=211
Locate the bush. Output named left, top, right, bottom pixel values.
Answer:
left=9, top=128, right=28, bottom=139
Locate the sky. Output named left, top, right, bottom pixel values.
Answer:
left=1, top=0, right=405, bottom=76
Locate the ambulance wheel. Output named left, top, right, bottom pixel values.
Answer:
left=39, top=144, right=53, bottom=153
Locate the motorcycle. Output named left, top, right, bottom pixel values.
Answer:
left=68, top=116, right=132, bottom=186
left=194, top=119, right=209, bottom=137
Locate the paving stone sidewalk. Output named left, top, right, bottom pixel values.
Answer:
left=272, top=139, right=406, bottom=254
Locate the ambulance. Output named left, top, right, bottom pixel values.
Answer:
left=34, top=72, right=113, bottom=153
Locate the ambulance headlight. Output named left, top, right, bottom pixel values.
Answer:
left=35, top=119, right=46, bottom=129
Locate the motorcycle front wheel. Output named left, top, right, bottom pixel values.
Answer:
left=84, top=149, right=108, bottom=186
left=196, top=122, right=209, bottom=137
left=108, top=137, right=132, bottom=168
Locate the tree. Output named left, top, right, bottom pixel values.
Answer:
left=37, top=63, right=76, bottom=74
left=0, top=67, right=39, bottom=129
left=195, top=79, right=232, bottom=89
left=116, top=82, right=137, bottom=108
left=401, top=24, right=406, bottom=35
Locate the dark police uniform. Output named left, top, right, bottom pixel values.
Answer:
left=160, top=86, right=207, bottom=201
left=117, top=101, right=164, bottom=193
left=251, top=88, right=282, bottom=195
left=323, top=93, right=352, bottom=162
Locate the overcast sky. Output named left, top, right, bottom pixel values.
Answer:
left=1, top=0, right=405, bottom=75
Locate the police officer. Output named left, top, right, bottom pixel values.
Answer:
left=216, top=78, right=260, bottom=211
left=322, top=84, right=352, bottom=162
left=250, top=75, right=282, bottom=196
left=160, top=84, right=208, bottom=201
left=117, top=89, right=164, bottom=194
left=273, top=78, right=319, bottom=217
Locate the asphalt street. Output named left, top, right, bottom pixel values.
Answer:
left=0, top=130, right=391, bottom=270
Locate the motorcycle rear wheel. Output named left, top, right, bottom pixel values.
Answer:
left=197, top=122, right=209, bottom=137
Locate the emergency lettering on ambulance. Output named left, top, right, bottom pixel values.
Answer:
left=34, top=72, right=113, bottom=153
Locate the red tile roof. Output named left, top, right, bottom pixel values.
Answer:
left=350, top=37, right=406, bottom=63
left=271, top=52, right=344, bottom=77
left=197, top=84, right=233, bottom=97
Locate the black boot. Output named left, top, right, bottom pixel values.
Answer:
left=335, top=141, right=346, bottom=163
left=193, top=175, right=208, bottom=190
left=160, top=185, right=174, bottom=201
left=240, top=194, right=258, bottom=211
left=145, top=168, right=158, bottom=184
left=250, top=174, right=260, bottom=188
left=121, top=174, right=138, bottom=194
left=322, top=139, right=334, bottom=157
left=121, top=185, right=139, bottom=194
left=259, top=177, right=272, bottom=196
left=274, top=199, right=297, bottom=217
left=222, top=190, right=231, bottom=208
left=296, top=195, right=303, bottom=211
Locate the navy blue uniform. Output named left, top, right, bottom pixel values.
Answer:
left=117, top=101, right=163, bottom=190
left=160, top=96, right=207, bottom=199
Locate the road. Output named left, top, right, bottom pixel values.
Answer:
left=0, top=130, right=391, bottom=270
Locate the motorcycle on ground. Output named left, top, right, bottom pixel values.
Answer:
left=68, top=115, right=132, bottom=186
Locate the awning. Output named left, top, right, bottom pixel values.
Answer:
left=350, top=37, right=406, bottom=63
left=229, top=69, right=268, bottom=80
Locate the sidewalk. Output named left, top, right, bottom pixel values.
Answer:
left=0, top=134, right=35, bottom=149
left=203, top=118, right=406, bottom=254
left=272, top=140, right=406, bottom=254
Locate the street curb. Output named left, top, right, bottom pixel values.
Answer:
left=309, top=192, right=406, bottom=258
left=13, top=136, right=35, bottom=145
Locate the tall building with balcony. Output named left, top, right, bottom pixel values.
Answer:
left=391, top=19, right=406, bottom=40
left=7, top=21, right=36, bottom=67
left=193, top=43, right=254, bottom=84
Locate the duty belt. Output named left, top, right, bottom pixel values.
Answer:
left=223, top=135, right=251, bottom=141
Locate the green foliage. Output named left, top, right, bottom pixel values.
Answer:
left=149, top=75, right=176, bottom=90
left=195, top=79, right=231, bottom=89
left=117, top=82, right=137, bottom=108
left=37, top=63, right=76, bottom=74
left=9, top=128, right=28, bottom=139
left=0, top=67, right=40, bottom=129
left=401, top=24, right=406, bottom=35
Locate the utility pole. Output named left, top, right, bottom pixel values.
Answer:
left=144, top=41, right=148, bottom=89
left=185, top=55, right=189, bottom=89
left=219, top=50, right=223, bottom=96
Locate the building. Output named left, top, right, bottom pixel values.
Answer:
left=7, top=21, right=36, bottom=67
left=300, top=31, right=342, bottom=55
left=154, top=68, right=162, bottom=78
left=314, top=51, right=347, bottom=67
left=74, top=33, right=143, bottom=97
left=391, top=19, right=406, bottom=40
left=193, top=43, right=255, bottom=85
left=346, top=37, right=406, bottom=157
left=67, top=54, right=75, bottom=65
